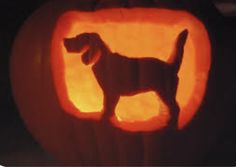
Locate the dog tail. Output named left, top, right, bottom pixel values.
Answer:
left=170, top=29, right=188, bottom=73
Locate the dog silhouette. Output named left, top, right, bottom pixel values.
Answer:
left=64, top=29, right=188, bottom=129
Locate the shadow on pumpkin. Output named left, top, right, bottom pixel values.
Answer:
left=64, top=29, right=188, bottom=130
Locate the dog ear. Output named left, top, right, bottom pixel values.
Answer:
left=81, top=51, right=90, bottom=65
left=81, top=46, right=98, bottom=65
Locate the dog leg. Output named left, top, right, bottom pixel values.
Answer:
left=159, top=95, right=180, bottom=130
left=157, top=78, right=180, bottom=130
left=166, top=99, right=180, bottom=130
left=102, top=94, right=120, bottom=122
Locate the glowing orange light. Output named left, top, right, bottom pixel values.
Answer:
left=51, top=8, right=211, bottom=131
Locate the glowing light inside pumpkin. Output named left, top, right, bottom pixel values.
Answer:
left=51, top=8, right=211, bottom=131
left=115, top=91, right=161, bottom=122
left=62, top=52, right=103, bottom=113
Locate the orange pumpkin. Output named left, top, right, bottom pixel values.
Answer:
left=11, top=0, right=213, bottom=165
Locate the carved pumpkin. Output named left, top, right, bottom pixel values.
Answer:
left=11, top=0, right=216, bottom=165
left=52, top=8, right=210, bottom=132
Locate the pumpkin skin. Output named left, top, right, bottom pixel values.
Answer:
left=10, top=0, right=220, bottom=165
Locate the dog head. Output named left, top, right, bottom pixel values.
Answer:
left=64, top=33, right=103, bottom=65
left=64, top=33, right=92, bottom=53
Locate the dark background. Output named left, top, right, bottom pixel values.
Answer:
left=0, top=0, right=236, bottom=166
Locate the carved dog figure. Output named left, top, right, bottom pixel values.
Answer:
left=64, top=30, right=188, bottom=129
